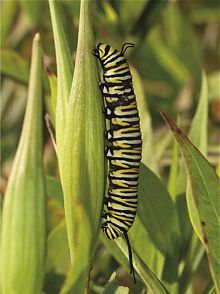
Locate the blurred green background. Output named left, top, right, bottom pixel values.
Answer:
left=1, top=0, right=219, bottom=293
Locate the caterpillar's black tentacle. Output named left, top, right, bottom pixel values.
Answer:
left=121, top=43, right=135, bottom=55
left=124, top=231, right=136, bottom=284
left=93, top=42, right=142, bottom=284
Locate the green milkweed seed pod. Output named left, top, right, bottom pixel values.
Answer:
left=1, top=33, right=46, bottom=294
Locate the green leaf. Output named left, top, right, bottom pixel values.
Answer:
left=188, top=71, right=208, bottom=155
left=46, top=220, right=70, bottom=274
left=154, top=129, right=172, bottom=161
left=115, top=238, right=168, bottom=293
left=102, top=284, right=129, bottom=294
left=175, top=194, right=192, bottom=249
left=167, top=117, right=179, bottom=199
left=161, top=111, right=220, bottom=292
left=43, top=272, right=65, bottom=294
left=101, top=215, right=164, bottom=279
left=61, top=0, right=104, bottom=251
left=138, top=164, right=180, bottom=290
left=189, top=5, right=220, bottom=23
left=131, top=66, right=159, bottom=175
left=52, top=0, right=105, bottom=291
left=1, top=33, right=46, bottom=294
left=98, top=272, right=131, bottom=293
left=217, top=163, right=220, bottom=178
left=0, top=0, right=17, bottom=45
left=130, top=0, right=168, bottom=40
left=176, top=72, right=209, bottom=291
left=1, top=48, right=30, bottom=84
left=0, top=48, right=49, bottom=91
left=207, top=71, right=220, bottom=102
left=177, top=71, right=208, bottom=194
left=18, top=0, right=47, bottom=25
left=102, top=233, right=166, bottom=292
left=178, top=72, right=209, bottom=289
left=45, top=68, right=57, bottom=127
left=101, top=1, right=118, bottom=24
left=148, top=29, right=190, bottom=86
left=207, top=286, right=216, bottom=294
left=162, top=2, right=202, bottom=83
left=60, top=200, right=91, bottom=294
left=101, top=234, right=129, bottom=272
left=167, top=137, right=179, bottom=199
left=48, top=0, right=73, bottom=157
left=46, top=175, right=64, bottom=208
left=118, top=0, right=148, bottom=34
left=130, top=217, right=164, bottom=277
left=138, top=163, right=180, bottom=255
left=179, top=232, right=204, bottom=293
left=1, top=79, right=28, bottom=164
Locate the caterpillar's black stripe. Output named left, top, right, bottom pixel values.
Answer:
left=107, top=59, right=128, bottom=71
left=103, top=53, right=123, bottom=65
left=93, top=42, right=142, bottom=284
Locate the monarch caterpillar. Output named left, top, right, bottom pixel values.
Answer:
left=93, top=43, right=142, bottom=283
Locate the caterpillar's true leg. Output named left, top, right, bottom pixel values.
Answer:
left=106, top=129, right=113, bottom=140
left=104, top=196, right=109, bottom=205
left=102, top=106, right=112, bottom=119
left=99, top=82, right=109, bottom=93
left=101, top=211, right=108, bottom=219
left=104, top=146, right=113, bottom=159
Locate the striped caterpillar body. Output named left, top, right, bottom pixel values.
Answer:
left=93, top=43, right=142, bottom=283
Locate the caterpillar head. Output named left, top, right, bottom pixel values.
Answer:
left=92, top=43, right=116, bottom=61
